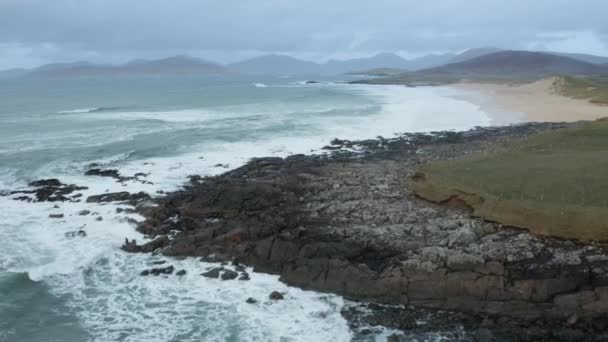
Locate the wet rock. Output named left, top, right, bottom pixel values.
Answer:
left=96, top=216, right=103, bottom=221
left=176, top=270, right=187, bottom=276
left=49, top=213, right=64, bottom=219
left=121, top=121, right=608, bottom=334
left=77, top=210, right=91, bottom=216
left=13, top=180, right=88, bottom=202
left=116, top=207, right=135, bottom=214
left=238, top=272, right=250, bottom=281
left=201, top=268, right=221, bottom=278
left=64, top=230, right=87, bottom=238
left=86, top=191, right=150, bottom=203
left=246, top=297, right=257, bottom=304
left=85, top=168, right=120, bottom=178
left=269, top=291, right=284, bottom=300
left=474, top=328, right=495, bottom=342
left=150, top=265, right=174, bottom=275
left=140, top=270, right=150, bottom=276
left=29, top=179, right=62, bottom=187
left=221, top=269, right=238, bottom=280
left=122, top=236, right=169, bottom=253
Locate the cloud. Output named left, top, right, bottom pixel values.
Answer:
left=1, top=0, right=608, bottom=68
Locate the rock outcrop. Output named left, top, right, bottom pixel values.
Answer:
left=124, top=122, right=608, bottom=339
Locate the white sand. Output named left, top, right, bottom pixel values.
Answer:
left=456, top=77, right=608, bottom=123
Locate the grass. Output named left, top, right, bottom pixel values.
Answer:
left=557, top=76, right=608, bottom=105
left=411, top=119, right=608, bottom=241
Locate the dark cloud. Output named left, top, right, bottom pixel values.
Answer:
left=1, top=0, right=607, bottom=68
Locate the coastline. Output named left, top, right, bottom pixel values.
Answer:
left=122, top=121, right=608, bottom=340
left=456, top=77, right=608, bottom=123
left=5, top=79, right=608, bottom=340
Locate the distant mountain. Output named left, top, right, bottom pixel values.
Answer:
left=11, top=56, right=229, bottom=78
left=447, top=47, right=503, bottom=64
left=228, top=53, right=415, bottom=75
left=228, top=54, right=321, bottom=75
left=229, top=52, right=461, bottom=75
left=554, top=52, right=608, bottom=65
left=354, top=50, right=608, bottom=85
left=431, top=51, right=608, bottom=76
left=323, top=53, right=411, bottom=74
left=345, top=67, right=406, bottom=77
left=0, top=68, right=28, bottom=79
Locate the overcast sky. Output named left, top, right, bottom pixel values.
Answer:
left=1, top=0, right=608, bottom=69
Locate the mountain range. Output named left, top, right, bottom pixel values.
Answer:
left=353, top=50, right=608, bottom=85
left=0, top=56, right=230, bottom=79
left=2, top=48, right=608, bottom=79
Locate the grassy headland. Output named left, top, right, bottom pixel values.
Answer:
left=556, top=76, right=608, bottom=105
left=411, top=119, right=608, bottom=241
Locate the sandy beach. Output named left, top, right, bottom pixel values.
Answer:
left=457, top=77, right=608, bottom=123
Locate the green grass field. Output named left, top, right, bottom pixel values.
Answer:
left=557, top=76, right=608, bottom=105
left=411, top=119, right=608, bottom=241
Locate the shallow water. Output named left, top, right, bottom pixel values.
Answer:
left=0, top=74, right=495, bottom=341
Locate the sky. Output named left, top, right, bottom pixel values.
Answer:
left=1, top=0, right=608, bottom=69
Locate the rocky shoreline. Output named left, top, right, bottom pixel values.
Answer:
left=115, top=120, right=608, bottom=340
left=6, top=121, right=608, bottom=340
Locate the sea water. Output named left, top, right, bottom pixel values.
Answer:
left=0, top=74, right=493, bottom=342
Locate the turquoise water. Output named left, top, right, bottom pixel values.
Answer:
left=0, top=75, right=492, bottom=341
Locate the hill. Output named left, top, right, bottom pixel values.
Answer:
left=556, top=52, right=608, bottom=65
left=15, top=56, right=230, bottom=78
left=227, top=54, right=321, bottom=75
left=447, top=47, right=503, bottom=64
left=354, top=51, right=608, bottom=85
left=345, top=67, right=406, bottom=77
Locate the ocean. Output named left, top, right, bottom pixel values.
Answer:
left=0, top=74, right=495, bottom=342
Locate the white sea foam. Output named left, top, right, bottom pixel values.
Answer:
left=254, top=83, right=267, bottom=88
left=57, top=107, right=101, bottom=114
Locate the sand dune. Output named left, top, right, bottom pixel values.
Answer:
left=458, top=77, right=608, bottom=122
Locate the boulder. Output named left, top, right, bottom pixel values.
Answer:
left=269, top=291, right=284, bottom=300
left=29, top=179, right=62, bottom=187
left=221, top=269, right=238, bottom=280
left=201, top=268, right=222, bottom=278
left=150, top=265, right=174, bottom=276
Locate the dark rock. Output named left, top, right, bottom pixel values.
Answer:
left=29, top=179, right=62, bottom=187
left=96, top=216, right=103, bottom=221
left=49, top=213, right=64, bottom=218
left=119, top=121, right=608, bottom=337
left=269, top=291, right=284, bottom=300
left=221, top=269, right=238, bottom=280
left=86, top=191, right=150, bottom=203
left=140, top=270, right=150, bottom=276
left=64, top=230, right=87, bottom=238
left=474, top=328, right=496, bottom=342
left=176, top=270, right=187, bottom=276
left=150, top=265, right=174, bottom=276
left=121, top=236, right=169, bottom=253
left=246, top=297, right=257, bottom=304
left=85, top=168, right=120, bottom=178
left=201, top=268, right=221, bottom=278
left=77, top=210, right=91, bottom=216
left=238, top=272, right=250, bottom=281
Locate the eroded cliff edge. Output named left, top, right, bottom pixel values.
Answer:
left=125, top=121, right=608, bottom=340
